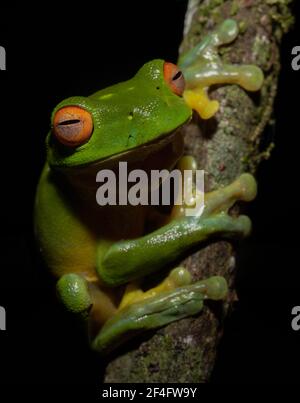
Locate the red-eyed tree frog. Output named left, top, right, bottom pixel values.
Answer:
left=35, top=20, right=263, bottom=353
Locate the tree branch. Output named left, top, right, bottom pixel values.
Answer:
left=104, top=0, right=293, bottom=383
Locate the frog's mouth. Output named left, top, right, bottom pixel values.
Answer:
left=53, top=124, right=187, bottom=172
left=54, top=125, right=187, bottom=190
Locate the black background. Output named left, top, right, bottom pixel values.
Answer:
left=0, top=1, right=299, bottom=385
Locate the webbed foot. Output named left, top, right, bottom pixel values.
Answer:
left=92, top=275, right=228, bottom=354
left=178, top=19, right=264, bottom=119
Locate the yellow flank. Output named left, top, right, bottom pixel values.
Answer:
left=89, top=284, right=118, bottom=323
left=183, top=87, right=219, bottom=120
left=118, top=282, right=144, bottom=310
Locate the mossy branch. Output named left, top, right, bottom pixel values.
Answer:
left=104, top=0, right=293, bottom=383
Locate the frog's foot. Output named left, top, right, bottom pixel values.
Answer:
left=192, top=173, right=257, bottom=239
left=171, top=155, right=257, bottom=223
left=118, top=266, right=193, bottom=311
left=92, top=275, right=228, bottom=354
left=203, top=172, right=257, bottom=218
left=178, top=19, right=264, bottom=119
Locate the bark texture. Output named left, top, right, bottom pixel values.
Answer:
left=104, top=0, right=293, bottom=383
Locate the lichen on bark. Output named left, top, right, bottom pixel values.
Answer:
left=104, top=0, right=293, bottom=383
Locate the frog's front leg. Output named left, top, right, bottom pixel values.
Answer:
left=92, top=275, right=228, bottom=354
left=96, top=173, right=256, bottom=287
left=178, top=19, right=264, bottom=119
left=93, top=171, right=255, bottom=353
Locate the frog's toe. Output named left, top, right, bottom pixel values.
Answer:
left=236, top=65, right=264, bottom=92
left=176, top=155, right=198, bottom=172
left=169, top=266, right=192, bottom=287
left=213, top=19, right=239, bottom=47
left=197, top=275, right=228, bottom=300
left=183, top=88, right=219, bottom=120
left=179, top=19, right=239, bottom=70
left=236, top=173, right=257, bottom=202
left=234, top=214, right=252, bottom=238
left=213, top=214, right=252, bottom=238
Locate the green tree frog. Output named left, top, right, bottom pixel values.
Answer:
left=35, top=20, right=263, bottom=354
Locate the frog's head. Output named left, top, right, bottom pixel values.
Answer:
left=47, top=59, right=191, bottom=168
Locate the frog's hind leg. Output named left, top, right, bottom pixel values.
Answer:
left=92, top=274, right=228, bottom=354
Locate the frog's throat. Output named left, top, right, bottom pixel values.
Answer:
left=53, top=125, right=186, bottom=194
left=51, top=123, right=188, bottom=172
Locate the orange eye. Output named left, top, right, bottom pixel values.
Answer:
left=53, top=106, right=93, bottom=147
left=163, top=62, right=185, bottom=96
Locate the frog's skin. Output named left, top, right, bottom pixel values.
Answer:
left=35, top=20, right=262, bottom=354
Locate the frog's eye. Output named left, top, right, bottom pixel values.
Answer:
left=52, top=106, right=93, bottom=147
left=163, top=62, right=185, bottom=96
